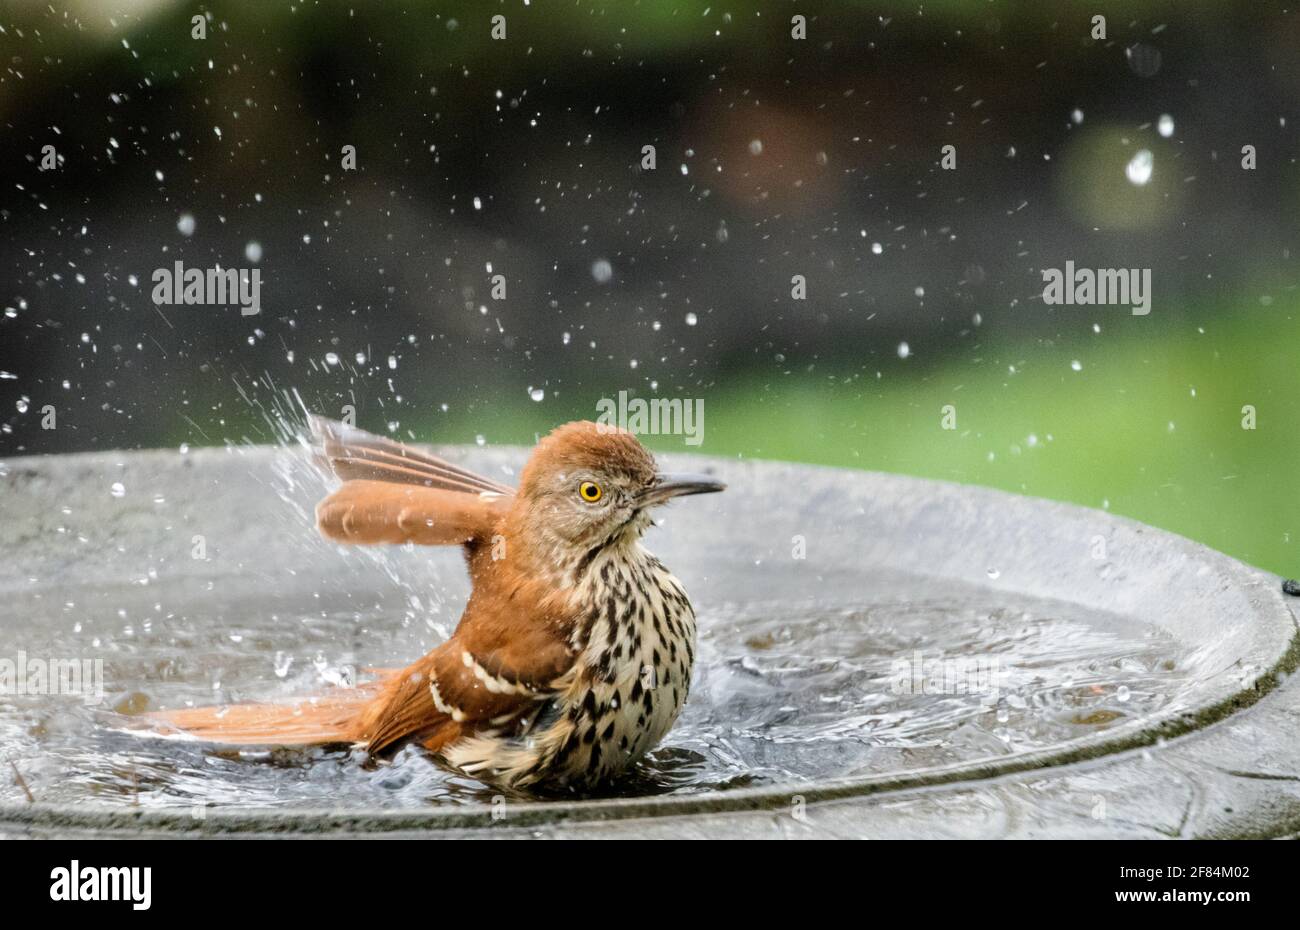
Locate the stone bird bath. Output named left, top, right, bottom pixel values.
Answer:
left=1, top=445, right=1297, bottom=838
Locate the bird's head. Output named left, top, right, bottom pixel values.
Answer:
left=511, top=421, right=724, bottom=556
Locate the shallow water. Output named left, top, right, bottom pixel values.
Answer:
left=0, top=567, right=1190, bottom=810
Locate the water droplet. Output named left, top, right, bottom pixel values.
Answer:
left=528, top=386, right=545, bottom=402
left=176, top=213, right=196, bottom=236
left=387, top=355, right=398, bottom=370
left=1071, top=108, right=1084, bottom=124
left=244, top=241, right=263, bottom=263
left=1071, top=359, right=1083, bottom=371
left=274, top=652, right=294, bottom=679
left=1157, top=114, right=1174, bottom=138
left=1117, top=685, right=1131, bottom=703
left=591, top=259, right=613, bottom=283
left=1125, top=43, right=1162, bottom=78
left=324, top=352, right=339, bottom=366
left=896, top=341, right=910, bottom=359
left=110, top=482, right=126, bottom=498
left=986, top=567, right=1001, bottom=580
left=748, top=139, right=763, bottom=155
left=871, top=242, right=883, bottom=255
left=474, top=434, right=486, bottom=447
left=1126, top=149, right=1153, bottom=186
left=684, top=312, right=698, bottom=326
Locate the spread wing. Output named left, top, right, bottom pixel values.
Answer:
left=315, top=479, right=509, bottom=546
left=309, top=417, right=513, bottom=547
left=309, top=415, right=515, bottom=496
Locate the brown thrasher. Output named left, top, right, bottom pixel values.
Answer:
left=148, top=416, right=724, bottom=791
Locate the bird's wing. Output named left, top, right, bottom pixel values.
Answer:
left=309, top=416, right=513, bottom=547
left=315, top=479, right=509, bottom=546
left=359, top=627, right=576, bottom=755
left=309, top=415, right=515, bottom=496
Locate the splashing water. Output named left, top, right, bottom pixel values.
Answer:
left=0, top=561, right=1190, bottom=808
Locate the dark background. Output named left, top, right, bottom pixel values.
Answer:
left=1, top=1, right=1298, bottom=572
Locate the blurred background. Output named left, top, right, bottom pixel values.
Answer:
left=1, top=1, right=1298, bottom=573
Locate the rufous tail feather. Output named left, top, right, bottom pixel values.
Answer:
left=144, top=684, right=382, bottom=747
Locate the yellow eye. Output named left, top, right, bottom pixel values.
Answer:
left=578, top=481, right=603, bottom=502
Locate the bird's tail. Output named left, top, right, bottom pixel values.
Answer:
left=141, top=675, right=395, bottom=747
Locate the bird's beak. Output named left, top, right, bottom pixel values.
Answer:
left=638, top=472, right=726, bottom=507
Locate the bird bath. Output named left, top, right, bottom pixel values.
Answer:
left=1, top=445, right=1298, bottom=838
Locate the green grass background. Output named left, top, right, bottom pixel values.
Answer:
left=411, top=304, right=1300, bottom=577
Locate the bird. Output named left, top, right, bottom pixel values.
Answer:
left=146, top=416, right=725, bottom=792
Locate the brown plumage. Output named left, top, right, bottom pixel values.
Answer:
left=146, top=417, right=724, bottom=790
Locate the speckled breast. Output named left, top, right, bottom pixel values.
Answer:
left=548, top=548, right=698, bottom=785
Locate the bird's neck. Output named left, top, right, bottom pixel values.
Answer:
left=465, top=520, right=657, bottom=653
left=499, top=508, right=652, bottom=588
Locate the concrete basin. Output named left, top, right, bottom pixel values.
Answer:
left=1, top=445, right=1296, bottom=837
